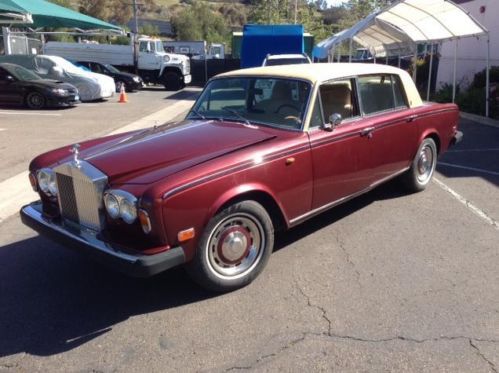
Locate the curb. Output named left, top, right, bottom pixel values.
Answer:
left=460, top=112, right=499, bottom=129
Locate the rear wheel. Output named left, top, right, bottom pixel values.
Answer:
left=186, top=201, right=274, bottom=292
left=25, top=91, right=46, bottom=109
left=402, top=138, right=437, bottom=192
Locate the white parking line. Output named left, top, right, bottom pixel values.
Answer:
left=0, top=97, right=195, bottom=223
left=0, top=111, right=62, bottom=116
left=433, top=177, right=499, bottom=231
left=438, top=162, right=499, bottom=177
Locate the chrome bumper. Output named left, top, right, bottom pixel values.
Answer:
left=20, top=202, right=185, bottom=277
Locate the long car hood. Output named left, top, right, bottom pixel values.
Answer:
left=84, top=120, right=276, bottom=184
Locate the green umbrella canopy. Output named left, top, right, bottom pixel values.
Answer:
left=0, top=0, right=122, bottom=31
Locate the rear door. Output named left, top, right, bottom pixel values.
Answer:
left=356, top=74, right=418, bottom=184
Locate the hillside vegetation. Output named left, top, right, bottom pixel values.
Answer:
left=48, top=0, right=393, bottom=46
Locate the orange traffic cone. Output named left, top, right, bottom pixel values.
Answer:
left=118, top=84, right=127, bottom=103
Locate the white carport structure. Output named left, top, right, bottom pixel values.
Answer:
left=313, top=0, right=491, bottom=117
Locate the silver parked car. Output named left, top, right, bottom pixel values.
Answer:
left=0, top=54, right=115, bottom=101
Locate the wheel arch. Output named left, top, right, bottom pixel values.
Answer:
left=424, top=132, right=441, bottom=154
left=211, top=186, right=289, bottom=233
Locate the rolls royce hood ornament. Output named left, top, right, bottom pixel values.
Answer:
left=70, top=143, right=81, bottom=167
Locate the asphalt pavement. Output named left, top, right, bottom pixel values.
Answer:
left=0, top=104, right=498, bottom=372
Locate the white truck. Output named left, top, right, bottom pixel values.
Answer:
left=162, top=41, right=225, bottom=59
left=43, top=37, right=191, bottom=91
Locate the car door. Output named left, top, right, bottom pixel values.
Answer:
left=356, top=74, right=418, bottom=184
left=0, top=67, right=22, bottom=104
left=307, top=78, right=375, bottom=211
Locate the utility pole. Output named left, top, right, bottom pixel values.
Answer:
left=294, top=0, right=298, bottom=24
left=132, top=0, right=139, bottom=73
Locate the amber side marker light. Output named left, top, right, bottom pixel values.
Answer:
left=138, top=209, right=152, bottom=234
left=178, top=228, right=195, bottom=242
left=29, top=173, right=38, bottom=192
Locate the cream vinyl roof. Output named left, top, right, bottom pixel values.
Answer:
left=218, top=63, right=423, bottom=108
left=313, top=0, right=487, bottom=58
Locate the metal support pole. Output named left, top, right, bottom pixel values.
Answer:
left=374, top=54, right=376, bottom=64
left=386, top=55, right=389, bottom=65
left=486, top=35, right=490, bottom=117
left=426, top=43, right=434, bottom=101
left=2, top=27, right=11, bottom=55
left=349, top=38, right=353, bottom=63
left=337, top=47, right=341, bottom=62
left=398, top=55, right=401, bottom=68
left=452, top=39, right=458, bottom=103
left=412, top=43, right=417, bottom=83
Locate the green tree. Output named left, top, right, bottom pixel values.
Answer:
left=47, top=0, right=75, bottom=9
left=172, top=2, right=229, bottom=43
left=339, top=0, right=392, bottom=29
left=248, top=0, right=332, bottom=43
left=139, top=23, right=161, bottom=37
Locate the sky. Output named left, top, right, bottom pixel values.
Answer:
left=325, top=0, right=346, bottom=6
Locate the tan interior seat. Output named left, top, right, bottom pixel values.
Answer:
left=320, top=83, right=353, bottom=121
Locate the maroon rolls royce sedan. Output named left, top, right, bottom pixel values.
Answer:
left=21, top=63, right=462, bottom=292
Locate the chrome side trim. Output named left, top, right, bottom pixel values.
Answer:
left=289, top=167, right=410, bottom=226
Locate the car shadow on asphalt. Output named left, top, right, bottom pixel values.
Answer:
left=274, top=179, right=408, bottom=251
left=0, top=180, right=406, bottom=359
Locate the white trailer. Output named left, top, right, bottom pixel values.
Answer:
left=44, top=37, right=191, bottom=90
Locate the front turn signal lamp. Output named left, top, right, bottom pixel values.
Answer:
left=138, top=209, right=152, bottom=234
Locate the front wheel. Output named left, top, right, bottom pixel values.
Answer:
left=186, top=201, right=274, bottom=292
left=25, top=91, right=46, bottom=109
left=163, top=71, right=182, bottom=91
left=402, top=138, right=437, bottom=192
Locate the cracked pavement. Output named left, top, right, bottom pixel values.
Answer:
left=0, top=119, right=498, bottom=372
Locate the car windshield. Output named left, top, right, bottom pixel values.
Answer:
left=3, top=64, right=41, bottom=81
left=188, top=77, right=311, bottom=130
left=104, top=64, right=120, bottom=73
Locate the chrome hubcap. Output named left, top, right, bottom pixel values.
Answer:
left=417, top=145, right=434, bottom=183
left=207, top=213, right=264, bottom=279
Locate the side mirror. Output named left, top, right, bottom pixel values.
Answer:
left=323, top=113, right=342, bottom=131
left=3, top=75, right=15, bottom=82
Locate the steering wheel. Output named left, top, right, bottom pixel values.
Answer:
left=274, top=104, right=300, bottom=114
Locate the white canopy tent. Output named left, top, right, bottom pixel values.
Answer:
left=313, top=0, right=490, bottom=117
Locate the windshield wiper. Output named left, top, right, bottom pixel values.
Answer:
left=221, top=107, right=251, bottom=126
left=189, top=109, right=206, bottom=120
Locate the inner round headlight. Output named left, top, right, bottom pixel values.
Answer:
left=120, top=198, right=137, bottom=224
left=37, top=168, right=56, bottom=196
left=104, top=193, right=120, bottom=219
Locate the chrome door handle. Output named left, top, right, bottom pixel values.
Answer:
left=360, top=127, right=375, bottom=138
left=406, top=114, right=417, bottom=122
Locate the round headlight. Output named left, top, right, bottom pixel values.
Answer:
left=48, top=177, right=58, bottom=196
left=104, top=193, right=120, bottom=219
left=164, top=55, right=170, bottom=63
left=37, top=168, right=54, bottom=195
left=120, top=198, right=137, bottom=224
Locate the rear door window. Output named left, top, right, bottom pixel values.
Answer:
left=358, top=74, right=407, bottom=115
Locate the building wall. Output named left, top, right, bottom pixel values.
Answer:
left=437, top=0, right=498, bottom=88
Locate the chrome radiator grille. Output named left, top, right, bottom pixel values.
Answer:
left=54, top=160, right=108, bottom=231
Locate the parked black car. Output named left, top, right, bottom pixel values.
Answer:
left=0, top=63, right=79, bottom=109
left=75, top=61, right=143, bottom=92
